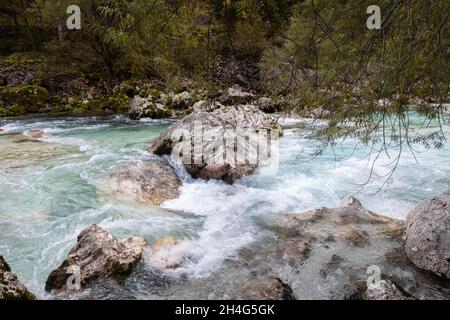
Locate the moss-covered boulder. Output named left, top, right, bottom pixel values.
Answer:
left=1, top=84, right=49, bottom=112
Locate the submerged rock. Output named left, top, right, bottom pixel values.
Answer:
left=405, top=190, right=450, bottom=278
left=102, top=159, right=181, bottom=205
left=45, top=225, right=146, bottom=292
left=7, top=130, right=46, bottom=143
left=149, top=104, right=282, bottom=184
left=0, top=140, right=79, bottom=170
left=24, top=129, right=46, bottom=139
left=265, top=197, right=405, bottom=299
left=227, top=196, right=450, bottom=300
left=0, top=256, right=36, bottom=300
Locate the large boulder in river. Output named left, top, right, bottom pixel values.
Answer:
left=149, top=104, right=282, bottom=184
left=405, top=190, right=450, bottom=278
left=102, top=159, right=181, bottom=205
left=1, top=256, right=36, bottom=300
left=45, top=225, right=146, bottom=292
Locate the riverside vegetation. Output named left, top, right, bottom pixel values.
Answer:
left=0, top=0, right=449, bottom=300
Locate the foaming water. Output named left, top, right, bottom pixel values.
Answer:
left=0, top=113, right=449, bottom=299
left=162, top=121, right=450, bottom=278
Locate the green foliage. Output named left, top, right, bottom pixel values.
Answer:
left=261, top=0, right=449, bottom=151
left=0, top=107, right=12, bottom=117
left=0, top=0, right=296, bottom=82
left=65, top=94, right=131, bottom=115
left=107, top=93, right=130, bottom=113
left=1, top=84, right=49, bottom=111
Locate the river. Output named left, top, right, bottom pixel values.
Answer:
left=0, top=113, right=449, bottom=299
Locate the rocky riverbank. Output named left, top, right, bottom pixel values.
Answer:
left=0, top=52, right=285, bottom=119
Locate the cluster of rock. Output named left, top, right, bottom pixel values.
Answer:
left=0, top=62, right=45, bottom=115
left=0, top=256, right=36, bottom=300
left=0, top=61, right=35, bottom=87
left=129, top=85, right=283, bottom=186
left=119, top=189, right=449, bottom=300
left=128, top=91, right=195, bottom=120
left=5, top=189, right=448, bottom=300
left=145, top=192, right=443, bottom=300
left=128, top=84, right=283, bottom=121
left=109, top=92, right=283, bottom=205
left=225, top=192, right=450, bottom=300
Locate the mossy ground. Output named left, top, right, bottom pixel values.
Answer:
left=0, top=51, right=220, bottom=118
